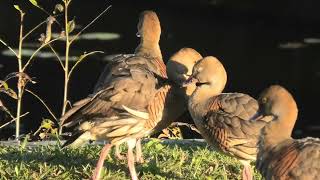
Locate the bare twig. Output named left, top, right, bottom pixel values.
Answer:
left=0, top=112, right=29, bottom=129
left=22, top=18, right=48, bottom=41
left=22, top=37, right=62, bottom=72
left=68, top=51, right=104, bottom=79
left=171, top=122, right=201, bottom=134
left=70, top=5, right=112, bottom=43
left=60, top=0, right=71, bottom=134
left=15, top=10, right=25, bottom=139
left=25, top=89, right=58, bottom=123
left=0, top=39, right=18, bottom=58
left=48, top=44, right=64, bottom=70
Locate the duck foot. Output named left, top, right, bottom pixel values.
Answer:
left=115, top=144, right=126, bottom=160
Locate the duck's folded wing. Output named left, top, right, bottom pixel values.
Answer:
left=214, top=93, right=259, bottom=120
left=63, top=69, right=158, bottom=126
left=93, top=54, right=135, bottom=92
left=94, top=54, right=166, bottom=92
left=203, top=93, right=271, bottom=160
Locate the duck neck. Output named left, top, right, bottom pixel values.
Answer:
left=135, top=39, right=162, bottom=59
left=189, top=85, right=223, bottom=119
left=260, top=108, right=297, bottom=151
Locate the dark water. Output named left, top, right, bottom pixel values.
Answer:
left=0, top=0, right=320, bottom=138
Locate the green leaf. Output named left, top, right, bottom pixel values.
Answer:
left=0, top=80, right=9, bottom=90
left=13, top=5, right=21, bottom=11
left=41, top=119, right=54, bottom=129
left=6, top=88, right=18, bottom=99
left=28, top=0, right=42, bottom=9
left=67, top=20, right=76, bottom=34
left=13, top=5, right=23, bottom=13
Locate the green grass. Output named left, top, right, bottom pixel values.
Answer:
left=0, top=139, right=262, bottom=180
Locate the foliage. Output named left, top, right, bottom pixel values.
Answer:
left=0, top=0, right=110, bottom=139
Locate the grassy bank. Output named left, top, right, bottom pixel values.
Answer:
left=0, top=139, right=262, bottom=179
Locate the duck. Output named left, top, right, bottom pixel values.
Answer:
left=255, top=85, right=320, bottom=180
left=183, top=56, right=273, bottom=180
left=61, top=46, right=202, bottom=180
left=91, top=47, right=201, bottom=179
left=60, top=10, right=166, bottom=180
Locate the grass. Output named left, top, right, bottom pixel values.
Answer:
left=0, top=139, right=262, bottom=180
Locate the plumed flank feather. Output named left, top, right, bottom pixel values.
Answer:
left=122, top=105, right=149, bottom=119
left=62, top=131, right=92, bottom=149
left=98, top=117, right=140, bottom=128
left=106, top=124, right=144, bottom=138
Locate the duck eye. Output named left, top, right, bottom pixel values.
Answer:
left=261, top=97, right=267, bottom=104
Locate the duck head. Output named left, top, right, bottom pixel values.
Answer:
left=258, top=85, right=298, bottom=121
left=257, top=85, right=298, bottom=147
left=136, top=10, right=161, bottom=43
left=166, top=48, right=203, bottom=98
left=183, top=56, right=227, bottom=96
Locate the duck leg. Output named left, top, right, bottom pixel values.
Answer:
left=92, top=144, right=112, bottom=180
left=242, top=164, right=253, bottom=180
left=127, top=139, right=138, bottom=180
left=135, top=139, right=144, bottom=164
left=115, top=144, right=126, bottom=160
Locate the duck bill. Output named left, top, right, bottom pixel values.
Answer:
left=182, top=76, right=198, bottom=87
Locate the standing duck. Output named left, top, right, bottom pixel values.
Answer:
left=60, top=10, right=166, bottom=180
left=60, top=46, right=202, bottom=180
left=183, top=56, right=273, bottom=180
left=255, top=85, right=320, bottom=180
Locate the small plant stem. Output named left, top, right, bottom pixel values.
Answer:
left=60, top=0, right=70, bottom=134
left=15, top=11, right=25, bottom=140
left=25, top=89, right=58, bottom=123
left=0, top=112, right=29, bottom=129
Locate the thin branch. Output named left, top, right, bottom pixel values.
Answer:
left=170, top=122, right=201, bottom=134
left=1, top=106, right=15, bottom=119
left=22, top=19, right=47, bottom=40
left=0, top=39, right=18, bottom=58
left=25, top=89, right=58, bottom=123
left=48, top=44, right=65, bottom=70
left=70, top=5, right=112, bottom=44
left=0, top=112, right=29, bottom=129
left=22, top=37, right=62, bottom=72
left=68, top=51, right=104, bottom=79
left=15, top=10, right=25, bottom=140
